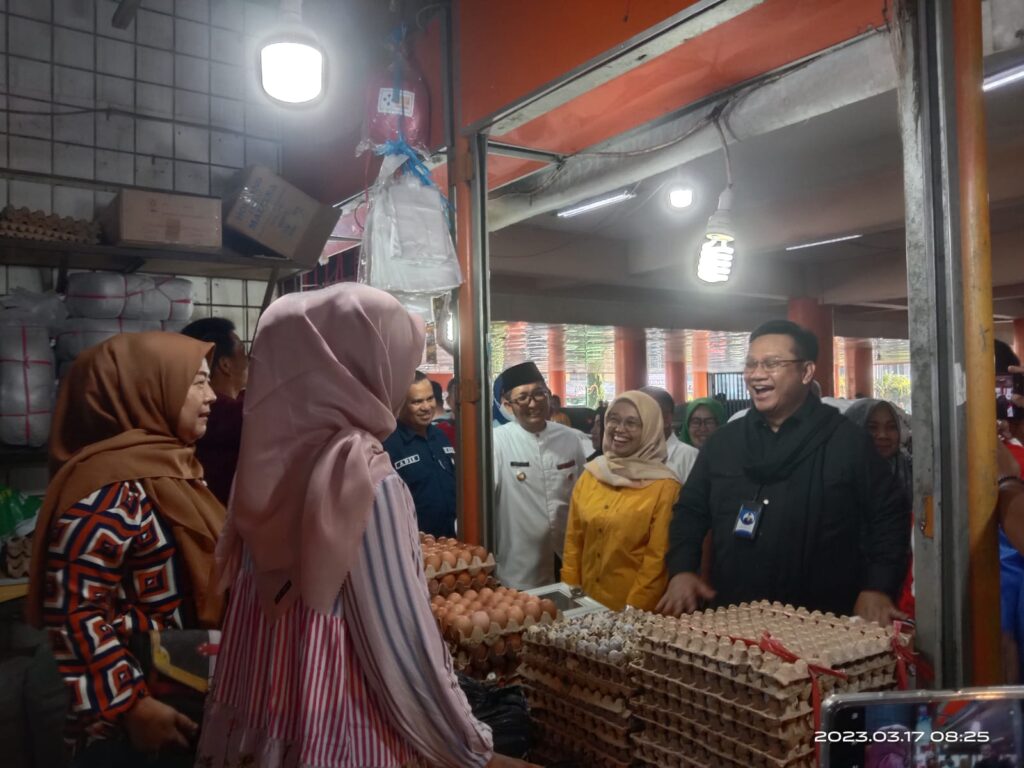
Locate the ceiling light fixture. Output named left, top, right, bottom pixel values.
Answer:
left=785, top=234, right=863, bottom=251
left=259, top=0, right=325, bottom=106
left=697, top=117, right=736, bottom=284
left=668, top=187, right=694, bottom=209
left=983, top=61, right=1024, bottom=92
left=556, top=190, right=636, bottom=218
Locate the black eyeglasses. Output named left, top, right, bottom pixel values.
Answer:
left=509, top=389, right=550, bottom=407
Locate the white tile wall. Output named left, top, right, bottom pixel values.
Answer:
left=0, top=0, right=285, bottom=274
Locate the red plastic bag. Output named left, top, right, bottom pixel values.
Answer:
left=362, top=51, right=430, bottom=150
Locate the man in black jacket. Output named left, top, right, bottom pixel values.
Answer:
left=657, top=320, right=909, bottom=623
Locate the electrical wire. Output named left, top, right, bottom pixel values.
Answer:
left=713, top=114, right=733, bottom=188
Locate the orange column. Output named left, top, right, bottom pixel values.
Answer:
left=854, top=341, right=874, bottom=398
left=692, top=330, right=709, bottom=399
left=787, top=298, right=835, bottom=396
left=547, top=325, right=566, bottom=399
left=614, top=326, right=647, bottom=392
left=1014, top=319, right=1024, bottom=360
left=665, top=330, right=687, bottom=404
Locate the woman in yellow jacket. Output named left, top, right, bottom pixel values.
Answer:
left=561, top=390, right=681, bottom=611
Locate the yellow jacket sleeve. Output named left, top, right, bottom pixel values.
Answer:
left=560, top=474, right=587, bottom=586
left=626, top=479, right=681, bottom=611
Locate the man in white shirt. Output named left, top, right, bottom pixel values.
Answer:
left=641, top=386, right=699, bottom=483
left=492, top=362, right=588, bottom=589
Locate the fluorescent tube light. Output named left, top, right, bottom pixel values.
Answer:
left=556, top=190, right=636, bottom=218
left=785, top=234, right=863, bottom=251
left=984, top=62, right=1024, bottom=92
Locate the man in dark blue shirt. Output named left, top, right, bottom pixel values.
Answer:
left=383, top=371, right=457, bottom=537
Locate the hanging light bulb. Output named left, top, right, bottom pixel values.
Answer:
left=697, top=187, right=735, bottom=284
left=696, top=114, right=736, bottom=284
left=259, top=0, right=326, bottom=106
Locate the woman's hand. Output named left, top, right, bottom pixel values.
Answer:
left=122, top=696, right=198, bottom=753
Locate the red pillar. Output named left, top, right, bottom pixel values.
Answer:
left=614, top=326, right=647, bottom=393
left=787, top=298, right=835, bottom=396
left=1014, top=319, right=1024, bottom=360
left=665, top=330, right=687, bottom=404
left=692, top=330, right=709, bottom=399
left=547, top=326, right=566, bottom=399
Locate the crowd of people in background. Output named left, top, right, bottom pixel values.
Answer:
left=43, top=279, right=1024, bottom=766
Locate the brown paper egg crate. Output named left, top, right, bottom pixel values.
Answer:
left=420, top=533, right=498, bottom=597
left=627, top=601, right=900, bottom=768
left=0, top=206, right=100, bottom=244
left=521, top=611, right=643, bottom=768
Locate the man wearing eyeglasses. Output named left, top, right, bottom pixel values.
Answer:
left=658, top=320, right=908, bottom=624
left=492, top=361, right=588, bottom=589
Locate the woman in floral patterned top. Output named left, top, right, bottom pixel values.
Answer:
left=27, top=332, right=224, bottom=767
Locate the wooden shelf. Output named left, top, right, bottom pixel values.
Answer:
left=0, top=236, right=307, bottom=282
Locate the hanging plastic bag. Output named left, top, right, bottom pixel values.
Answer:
left=359, top=153, right=461, bottom=296
left=359, top=28, right=430, bottom=153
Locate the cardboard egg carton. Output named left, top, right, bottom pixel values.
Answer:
left=522, top=670, right=632, bottom=721
left=633, top=682, right=813, bottom=735
left=423, top=551, right=497, bottom=580
left=520, top=649, right=637, bottom=699
left=632, top=730, right=816, bottom=768
left=527, top=687, right=634, bottom=744
left=532, top=716, right=634, bottom=768
left=445, top=609, right=555, bottom=646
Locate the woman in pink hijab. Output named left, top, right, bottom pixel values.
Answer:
left=195, top=285, right=528, bottom=768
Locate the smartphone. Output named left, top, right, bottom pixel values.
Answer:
left=820, top=687, right=1024, bottom=767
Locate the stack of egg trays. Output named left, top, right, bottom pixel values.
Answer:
left=628, top=614, right=898, bottom=767
left=521, top=630, right=638, bottom=767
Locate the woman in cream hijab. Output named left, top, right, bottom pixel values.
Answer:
left=561, top=391, right=682, bottom=611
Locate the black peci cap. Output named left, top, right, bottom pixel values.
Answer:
left=501, top=361, right=545, bottom=395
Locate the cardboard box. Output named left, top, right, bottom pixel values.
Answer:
left=222, top=166, right=341, bottom=268
left=101, top=190, right=222, bottom=250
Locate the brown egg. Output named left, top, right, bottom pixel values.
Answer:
left=456, top=571, right=473, bottom=589
left=471, top=572, right=488, bottom=589
left=472, top=545, right=488, bottom=562
left=462, top=589, right=478, bottom=602
left=539, top=599, right=558, bottom=619
left=477, top=587, right=494, bottom=604
left=422, top=535, right=435, bottom=545
left=507, top=605, right=525, bottom=627
left=490, top=637, right=507, bottom=656
left=427, top=579, right=440, bottom=595
left=471, top=643, right=489, bottom=668
left=440, top=573, right=457, bottom=591
left=490, top=608, right=509, bottom=629
left=453, top=616, right=474, bottom=639
left=440, top=551, right=458, bottom=569
left=494, top=586, right=509, bottom=596
left=523, top=601, right=542, bottom=621
left=430, top=594, right=445, bottom=607
left=424, top=554, right=442, bottom=572
left=470, top=610, right=491, bottom=632
left=507, top=633, right=522, bottom=653
left=455, top=548, right=471, bottom=566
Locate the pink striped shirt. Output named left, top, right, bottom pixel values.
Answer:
left=196, top=474, right=493, bottom=768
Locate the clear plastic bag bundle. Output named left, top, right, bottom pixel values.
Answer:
left=359, top=154, right=462, bottom=296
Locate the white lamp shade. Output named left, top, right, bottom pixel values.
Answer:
left=260, top=40, right=324, bottom=104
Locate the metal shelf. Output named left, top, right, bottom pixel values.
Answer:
left=0, top=236, right=306, bottom=282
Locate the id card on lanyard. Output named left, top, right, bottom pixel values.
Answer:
left=734, top=488, right=768, bottom=540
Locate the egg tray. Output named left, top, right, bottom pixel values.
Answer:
left=446, top=610, right=556, bottom=646
left=632, top=719, right=816, bottom=768
left=629, top=657, right=810, bottom=722
left=428, top=570, right=494, bottom=597
left=423, top=553, right=497, bottom=580
left=632, top=730, right=816, bottom=768
left=520, top=650, right=638, bottom=699
left=531, top=715, right=634, bottom=768
left=637, top=638, right=897, bottom=705
left=632, top=690, right=811, bottom=749
left=632, top=699, right=811, bottom=761
left=524, top=677, right=632, bottom=723
left=526, top=687, right=635, bottom=745
left=523, top=635, right=638, bottom=680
